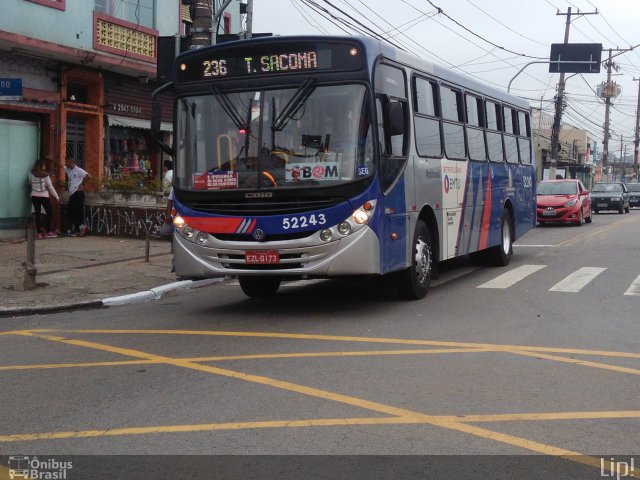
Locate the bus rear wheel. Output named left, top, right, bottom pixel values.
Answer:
left=238, top=276, right=281, bottom=298
left=488, top=209, right=513, bottom=266
left=397, top=220, right=432, bottom=300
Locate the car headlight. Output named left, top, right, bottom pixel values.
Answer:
left=563, top=198, right=578, bottom=207
left=611, top=197, right=620, bottom=201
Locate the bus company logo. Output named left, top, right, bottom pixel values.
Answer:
left=8, top=456, right=73, bottom=479
left=443, top=175, right=461, bottom=194
left=252, top=228, right=265, bottom=241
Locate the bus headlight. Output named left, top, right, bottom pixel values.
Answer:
left=183, top=225, right=195, bottom=238
left=173, top=215, right=185, bottom=229
left=352, top=199, right=376, bottom=225
left=320, top=229, right=333, bottom=242
left=196, top=232, right=208, bottom=245
left=337, top=221, right=351, bottom=235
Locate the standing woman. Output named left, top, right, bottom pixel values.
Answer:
left=28, top=159, right=60, bottom=239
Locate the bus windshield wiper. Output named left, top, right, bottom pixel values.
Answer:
left=211, top=86, right=248, bottom=131
left=272, top=78, right=315, bottom=132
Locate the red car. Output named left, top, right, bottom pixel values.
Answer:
left=536, top=179, right=592, bottom=226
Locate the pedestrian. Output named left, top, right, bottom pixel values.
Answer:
left=28, top=159, right=59, bottom=239
left=63, top=157, right=91, bottom=237
left=162, top=160, right=173, bottom=195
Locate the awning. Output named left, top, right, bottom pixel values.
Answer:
left=107, top=114, right=172, bottom=132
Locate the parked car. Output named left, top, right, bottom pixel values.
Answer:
left=536, top=179, right=592, bottom=226
left=626, top=182, right=640, bottom=209
left=591, top=182, right=630, bottom=214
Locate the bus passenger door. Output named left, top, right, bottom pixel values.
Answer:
left=442, top=160, right=465, bottom=258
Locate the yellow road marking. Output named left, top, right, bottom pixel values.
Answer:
left=0, top=347, right=494, bottom=372
left=3, top=411, right=640, bottom=443
left=5, top=330, right=639, bottom=476
left=510, top=350, right=640, bottom=375
left=6, top=332, right=619, bottom=474
left=559, top=215, right=639, bottom=247
left=16, top=329, right=640, bottom=359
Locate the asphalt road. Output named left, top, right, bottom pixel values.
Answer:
left=1, top=210, right=639, bottom=479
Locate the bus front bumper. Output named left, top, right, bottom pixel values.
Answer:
left=173, top=226, right=381, bottom=279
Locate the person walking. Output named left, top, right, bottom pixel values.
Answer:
left=63, top=157, right=91, bottom=237
left=28, top=159, right=59, bottom=239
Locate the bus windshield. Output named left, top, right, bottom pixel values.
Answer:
left=175, top=84, right=374, bottom=191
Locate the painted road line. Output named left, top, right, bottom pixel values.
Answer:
left=476, top=264, right=547, bottom=289
left=0, top=348, right=495, bottom=372
left=549, top=267, right=607, bottom=293
left=623, top=274, right=640, bottom=296
left=432, top=267, right=476, bottom=287
left=20, top=329, right=640, bottom=359
left=509, top=350, right=640, bottom=376
left=3, top=332, right=627, bottom=474
left=513, top=244, right=556, bottom=248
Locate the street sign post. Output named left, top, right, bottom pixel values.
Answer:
left=549, top=43, right=602, bottom=73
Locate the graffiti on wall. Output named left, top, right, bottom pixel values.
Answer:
left=86, top=206, right=168, bottom=238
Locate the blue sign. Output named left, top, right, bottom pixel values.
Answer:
left=0, top=79, right=23, bottom=99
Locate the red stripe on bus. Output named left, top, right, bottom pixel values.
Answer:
left=183, top=216, right=245, bottom=233
left=479, top=174, right=492, bottom=249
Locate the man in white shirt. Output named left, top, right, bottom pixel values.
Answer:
left=63, top=157, right=91, bottom=237
left=162, top=160, right=173, bottom=195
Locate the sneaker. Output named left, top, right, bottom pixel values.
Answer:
left=45, top=232, right=57, bottom=238
left=78, top=225, right=89, bottom=237
left=37, top=233, right=44, bottom=239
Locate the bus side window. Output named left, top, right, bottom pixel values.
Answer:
left=485, top=100, right=504, bottom=163
left=517, top=110, right=532, bottom=164
left=503, top=106, right=518, bottom=164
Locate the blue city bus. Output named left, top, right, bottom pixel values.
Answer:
left=151, top=35, right=536, bottom=299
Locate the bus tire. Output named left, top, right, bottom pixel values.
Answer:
left=238, top=276, right=281, bottom=298
left=397, top=220, right=432, bottom=300
left=488, top=209, right=513, bottom=266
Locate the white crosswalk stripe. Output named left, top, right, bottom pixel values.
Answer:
left=476, top=264, right=547, bottom=289
left=624, top=275, right=640, bottom=296
left=548, top=267, right=607, bottom=293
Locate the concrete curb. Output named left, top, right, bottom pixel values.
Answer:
left=0, top=278, right=227, bottom=317
left=101, top=278, right=225, bottom=306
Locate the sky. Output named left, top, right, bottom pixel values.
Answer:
left=252, top=0, right=640, bottom=157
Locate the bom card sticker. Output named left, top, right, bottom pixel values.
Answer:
left=194, top=171, right=238, bottom=190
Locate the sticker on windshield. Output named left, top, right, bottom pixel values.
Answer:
left=193, top=171, right=238, bottom=190
left=285, top=162, right=340, bottom=182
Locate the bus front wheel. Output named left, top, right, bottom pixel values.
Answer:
left=397, top=220, right=432, bottom=300
left=238, top=276, right=281, bottom=298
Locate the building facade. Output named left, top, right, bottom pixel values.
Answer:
left=0, top=0, right=243, bottom=232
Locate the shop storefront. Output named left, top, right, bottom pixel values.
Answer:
left=103, top=73, right=172, bottom=182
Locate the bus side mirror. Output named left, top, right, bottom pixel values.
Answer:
left=151, top=82, right=174, bottom=156
left=151, top=99, right=162, bottom=140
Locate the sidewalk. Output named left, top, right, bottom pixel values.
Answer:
left=0, top=234, right=220, bottom=317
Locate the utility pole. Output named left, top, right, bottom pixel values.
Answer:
left=191, top=0, right=213, bottom=49
left=602, top=49, right=614, bottom=168
left=240, top=0, right=253, bottom=39
left=550, top=7, right=598, bottom=180
left=211, top=0, right=234, bottom=45
left=634, top=78, right=640, bottom=181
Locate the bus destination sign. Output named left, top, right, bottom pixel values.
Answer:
left=176, top=41, right=365, bottom=82
left=202, top=51, right=320, bottom=78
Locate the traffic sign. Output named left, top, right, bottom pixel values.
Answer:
left=549, top=43, right=602, bottom=73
